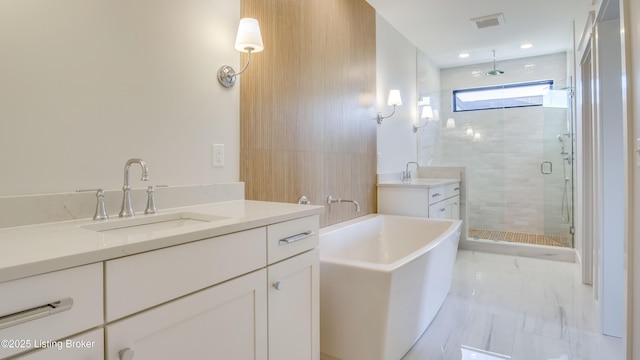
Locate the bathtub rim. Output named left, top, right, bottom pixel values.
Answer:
left=319, top=214, right=462, bottom=273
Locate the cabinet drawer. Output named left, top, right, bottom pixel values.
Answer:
left=267, top=216, right=319, bottom=264
left=428, top=186, right=446, bottom=204
left=0, top=263, right=103, bottom=359
left=445, top=182, right=461, bottom=198
left=428, top=183, right=460, bottom=204
left=105, top=227, right=266, bottom=321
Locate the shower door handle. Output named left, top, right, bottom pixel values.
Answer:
left=540, top=161, right=553, bottom=175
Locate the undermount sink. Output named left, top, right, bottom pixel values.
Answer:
left=81, top=212, right=230, bottom=237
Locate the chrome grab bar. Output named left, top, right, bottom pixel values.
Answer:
left=279, top=231, right=316, bottom=246
left=0, top=298, right=73, bottom=330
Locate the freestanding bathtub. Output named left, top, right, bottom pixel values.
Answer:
left=319, top=214, right=461, bottom=360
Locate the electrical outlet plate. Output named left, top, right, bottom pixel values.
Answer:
left=212, top=144, right=224, bottom=167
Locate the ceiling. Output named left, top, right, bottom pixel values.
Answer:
left=365, top=0, right=581, bottom=69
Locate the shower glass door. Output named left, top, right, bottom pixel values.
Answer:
left=541, top=83, right=575, bottom=247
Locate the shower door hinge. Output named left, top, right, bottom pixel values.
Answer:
left=569, top=226, right=575, bottom=235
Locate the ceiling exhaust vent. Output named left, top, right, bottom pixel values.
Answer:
left=470, top=13, right=506, bottom=29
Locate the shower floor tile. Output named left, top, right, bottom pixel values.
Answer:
left=468, top=228, right=572, bottom=248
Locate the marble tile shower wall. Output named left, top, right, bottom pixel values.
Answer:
left=422, top=53, right=569, bottom=236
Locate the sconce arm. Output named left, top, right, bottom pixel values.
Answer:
left=376, top=105, right=397, bottom=124
left=412, top=120, right=428, bottom=133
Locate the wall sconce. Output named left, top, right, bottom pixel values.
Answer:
left=446, top=118, right=456, bottom=128
left=466, top=127, right=474, bottom=136
left=412, top=105, right=433, bottom=132
left=217, top=18, right=264, bottom=88
left=376, top=90, right=402, bottom=124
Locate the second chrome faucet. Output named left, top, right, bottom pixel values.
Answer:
left=326, top=195, right=361, bottom=212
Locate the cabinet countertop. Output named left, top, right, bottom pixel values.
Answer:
left=377, top=178, right=460, bottom=188
left=0, top=200, right=324, bottom=283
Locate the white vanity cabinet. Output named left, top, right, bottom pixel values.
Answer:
left=104, top=214, right=320, bottom=360
left=377, top=180, right=461, bottom=220
left=427, top=183, right=461, bottom=220
left=266, top=216, right=320, bottom=360
left=0, top=204, right=321, bottom=360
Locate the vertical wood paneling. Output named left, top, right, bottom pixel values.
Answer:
left=240, top=0, right=376, bottom=227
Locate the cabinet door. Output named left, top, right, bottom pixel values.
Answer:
left=428, top=202, right=448, bottom=219
left=450, top=195, right=461, bottom=220
left=106, top=269, right=267, bottom=360
left=268, top=249, right=319, bottom=360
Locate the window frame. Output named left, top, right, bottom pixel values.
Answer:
left=452, top=79, right=554, bottom=112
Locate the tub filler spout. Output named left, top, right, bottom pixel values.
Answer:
left=326, top=195, right=360, bottom=212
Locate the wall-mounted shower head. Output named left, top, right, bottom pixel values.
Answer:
left=557, top=134, right=566, bottom=155
left=486, top=50, right=504, bottom=76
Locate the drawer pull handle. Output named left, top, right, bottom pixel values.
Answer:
left=0, top=297, right=73, bottom=330
left=432, top=193, right=441, bottom=198
left=454, top=187, right=460, bottom=191
left=440, top=208, right=446, bottom=212
left=279, top=231, right=316, bottom=245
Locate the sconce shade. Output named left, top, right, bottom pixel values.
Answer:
left=421, top=105, right=434, bottom=119
left=387, top=90, right=402, bottom=106
left=466, top=128, right=474, bottom=136
left=235, top=18, right=264, bottom=53
left=446, top=118, right=456, bottom=128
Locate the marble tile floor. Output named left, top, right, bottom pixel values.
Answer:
left=401, top=250, right=623, bottom=360
left=468, top=229, right=572, bottom=248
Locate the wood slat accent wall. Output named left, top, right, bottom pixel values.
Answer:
left=240, top=0, right=377, bottom=227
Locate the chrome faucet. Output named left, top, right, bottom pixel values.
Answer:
left=402, top=161, right=419, bottom=183
left=326, top=195, right=361, bottom=212
left=119, top=158, right=149, bottom=217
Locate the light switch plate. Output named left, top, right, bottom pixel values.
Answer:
left=212, top=144, right=224, bottom=167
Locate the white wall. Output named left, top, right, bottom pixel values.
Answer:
left=0, top=0, right=240, bottom=196
left=375, top=14, right=418, bottom=175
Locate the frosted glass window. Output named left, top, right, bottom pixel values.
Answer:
left=453, top=80, right=554, bottom=112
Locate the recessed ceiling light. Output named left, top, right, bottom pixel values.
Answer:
left=459, top=53, right=470, bottom=58
left=521, top=43, right=533, bottom=49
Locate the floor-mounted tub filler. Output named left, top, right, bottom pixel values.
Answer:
left=319, top=214, right=462, bottom=360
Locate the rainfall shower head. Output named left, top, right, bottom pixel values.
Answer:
left=486, top=50, right=504, bottom=76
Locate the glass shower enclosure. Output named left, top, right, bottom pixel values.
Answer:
left=417, top=51, right=575, bottom=248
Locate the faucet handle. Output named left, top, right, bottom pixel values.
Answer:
left=77, top=188, right=109, bottom=221
left=144, top=185, right=168, bottom=215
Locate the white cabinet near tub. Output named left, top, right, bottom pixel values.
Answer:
left=377, top=179, right=461, bottom=220
left=267, top=216, right=320, bottom=360
left=268, top=249, right=319, bottom=360
left=427, top=183, right=460, bottom=219
left=106, top=269, right=268, bottom=360
left=103, top=215, right=320, bottom=360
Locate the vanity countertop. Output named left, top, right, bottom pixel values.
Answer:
left=0, top=200, right=324, bottom=283
left=377, top=178, right=460, bottom=188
